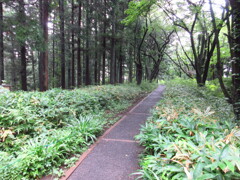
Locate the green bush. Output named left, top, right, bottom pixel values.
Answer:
left=0, top=83, right=157, bottom=179
left=136, top=80, right=240, bottom=180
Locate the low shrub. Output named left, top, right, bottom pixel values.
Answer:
left=136, top=80, right=240, bottom=180
left=0, top=83, right=157, bottom=179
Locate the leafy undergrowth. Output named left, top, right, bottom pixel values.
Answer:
left=0, top=82, right=157, bottom=179
left=136, top=79, right=240, bottom=180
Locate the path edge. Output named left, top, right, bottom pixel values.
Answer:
left=61, top=85, right=164, bottom=180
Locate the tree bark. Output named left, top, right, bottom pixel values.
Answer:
left=94, top=1, right=98, bottom=85
left=110, top=1, right=116, bottom=84
left=39, top=0, right=49, bottom=91
left=11, top=39, right=17, bottom=89
left=85, top=0, right=91, bottom=85
left=0, top=2, right=3, bottom=84
left=20, top=46, right=27, bottom=91
left=119, top=42, right=124, bottom=84
left=31, top=50, right=36, bottom=90
left=229, top=0, right=240, bottom=122
left=77, top=0, right=82, bottom=87
left=52, top=13, right=55, bottom=88
left=59, top=0, right=65, bottom=89
left=19, top=0, right=27, bottom=91
left=128, top=45, right=133, bottom=83
left=102, top=0, right=107, bottom=85
left=71, top=0, right=75, bottom=87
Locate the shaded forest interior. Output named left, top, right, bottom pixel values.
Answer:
left=0, top=0, right=240, bottom=119
left=0, top=0, right=163, bottom=91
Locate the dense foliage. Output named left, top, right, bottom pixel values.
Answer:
left=0, top=83, right=157, bottom=179
left=136, top=79, right=240, bottom=179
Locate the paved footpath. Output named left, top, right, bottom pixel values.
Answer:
left=64, top=85, right=165, bottom=180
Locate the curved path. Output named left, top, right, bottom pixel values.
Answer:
left=63, top=85, right=165, bottom=180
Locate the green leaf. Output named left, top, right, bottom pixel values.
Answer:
left=224, top=160, right=235, bottom=173
left=197, top=173, right=216, bottom=180
left=193, top=162, right=204, bottom=179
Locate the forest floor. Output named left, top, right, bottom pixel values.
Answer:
left=58, top=85, right=165, bottom=180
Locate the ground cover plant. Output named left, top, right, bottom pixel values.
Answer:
left=0, top=82, right=157, bottom=179
left=136, top=79, right=240, bottom=180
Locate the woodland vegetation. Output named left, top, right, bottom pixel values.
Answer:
left=0, top=0, right=240, bottom=179
left=0, top=0, right=240, bottom=119
left=0, top=83, right=157, bottom=179
left=137, top=79, right=240, bottom=179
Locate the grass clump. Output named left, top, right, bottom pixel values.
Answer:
left=0, top=83, right=157, bottom=179
left=136, top=79, right=240, bottom=180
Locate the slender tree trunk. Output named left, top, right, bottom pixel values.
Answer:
left=59, top=0, right=65, bottom=89
left=52, top=13, right=55, bottom=88
left=119, top=42, right=124, bottom=84
left=71, top=0, right=75, bottom=87
left=77, top=0, right=82, bottom=87
left=39, top=0, right=49, bottom=91
left=110, top=1, right=116, bottom=84
left=20, top=46, right=27, bottom=90
left=11, top=52, right=17, bottom=89
left=102, top=0, right=107, bottom=85
left=0, top=2, right=3, bottom=84
left=94, top=2, right=98, bottom=85
left=128, top=46, right=133, bottom=83
left=67, top=32, right=71, bottom=88
left=19, top=0, right=27, bottom=91
left=31, top=50, right=36, bottom=90
left=85, top=0, right=91, bottom=85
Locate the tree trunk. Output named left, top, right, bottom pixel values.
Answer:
left=119, top=43, right=124, bottom=84
left=52, top=13, right=55, bottom=88
left=39, top=0, right=49, bottom=91
left=59, top=0, right=65, bottom=89
left=77, top=0, right=82, bottom=87
left=10, top=36, right=17, bottom=89
left=31, top=50, right=36, bottom=90
left=136, top=63, right=143, bottom=85
left=128, top=44, right=133, bottom=83
left=150, top=60, right=161, bottom=82
left=94, top=2, right=98, bottom=85
left=0, top=2, right=3, bottom=84
left=110, top=1, right=116, bottom=85
left=102, top=0, right=107, bottom=85
left=67, top=32, right=71, bottom=88
left=20, top=45, right=27, bottom=91
left=71, top=0, right=75, bottom=87
left=19, top=0, right=27, bottom=91
left=85, top=0, right=91, bottom=85
left=229, top=0, right=240, bottom=122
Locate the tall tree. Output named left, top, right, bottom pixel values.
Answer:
left=52, top=12, right=56, bottom=88
left=59, top=0, right=66, bottom=89
left=71, top=0, right=75, bottom=87
left=102, top=0, right=107, bottom=85
left=39, top=0, right=49, bottom=91
left=77, top=0, right=82, bottom=87
left=19, top=0, right=27, bottom=91
left=110, top=0, right=116, bottom=84
left=94, top=0, right=99, bottom=85
left=85, top=0, right=91, bottom=85
left=0, top=2, right=4, bottom=84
